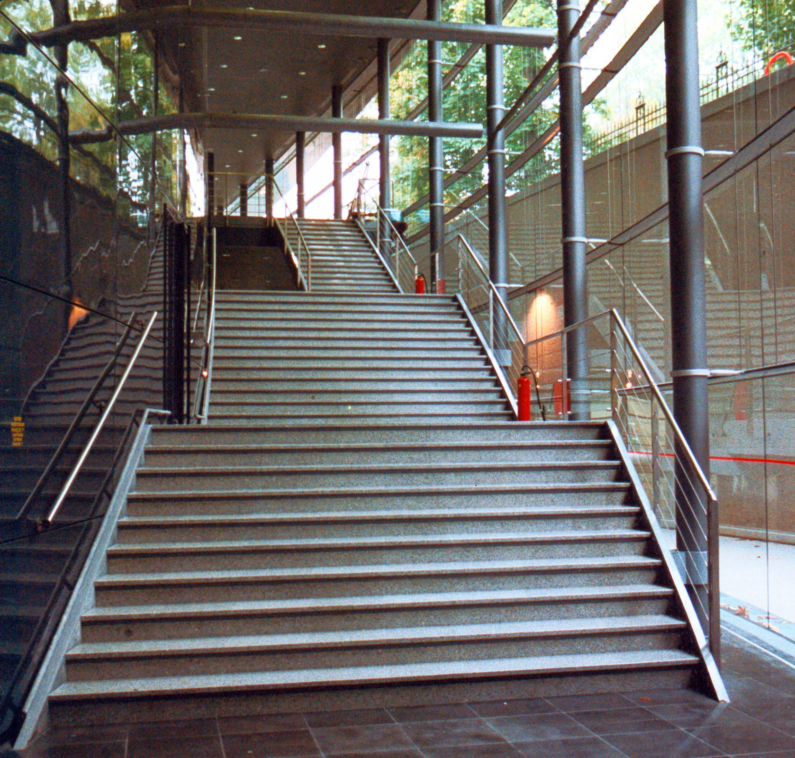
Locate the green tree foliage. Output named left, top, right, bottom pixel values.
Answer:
left=732, top=0, right=795, bottom=55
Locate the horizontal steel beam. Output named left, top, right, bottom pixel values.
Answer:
left=69, top=112, right=484, bottom=142
left=29, top=7, right=556, bottom=48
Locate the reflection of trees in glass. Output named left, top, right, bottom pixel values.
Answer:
left=733, top=0, right=795, bottom=55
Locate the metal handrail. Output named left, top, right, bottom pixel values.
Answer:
left=359, top=184, right=418, bottom=267
left=36, top=311, right=159, bottom=529
left=523, top=307, right=717, bottom=503
left=267, top=174, right=313, bottom=290
left=603, top=259, right=665, bottom=323
left=195, top=228, right=217, bottom=422
left=15, top=314, right=138, bottom=521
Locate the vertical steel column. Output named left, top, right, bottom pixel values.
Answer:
left=296, top=131, right=306, bottom=219
left=179, top=84, right=188, bottom=218
left=663, top=0, right=713, bottom=657
left=206, top=150, right=215, bottom=229
left=239, top=183, right=248, bottom=217
left=53, top=1, right=71, bottom=293
left=558, top=0, right=589, bottom=420
left=332, top=84, right=344, bottom=219
left=149, top=34, right=160, bottom=242
left=428, top=0, right=445, bottom=293
left=486, top=0, right=509, bottom=365
left=378, top=38, right=391, bottom=260
left=265, top=157, right=274, bottom=222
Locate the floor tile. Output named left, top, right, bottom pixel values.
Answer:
left=400, top=718, right=506, bottom=749
left=603, top=727, right=726, bottom=758
left=217, top=711, right=307, bottom=735
left=688, top=723, right=795, bottom=755
left=127, top=735, right=224, bottom=758
left=568, top=707, right=676, bottom=735
left=622, top=688, right=716, bottom=707
left=304, top=708, right=393, bottom=728
left=467, top=698, right=557, bottom=717
left=310, top=724, right=414, bottom=755
left=22, top=744, right=125, bottom=758
left=648, top=703, right=758, bottom=728
left=127, top=717, right=217, bottom=742
left=40, top=724, right=128, bottom=746
left=388, top=703, right=477, bottom=722
left=421, top=744, right=525, bottom=758
left=546, top=693, right=635, bottom=713
left=772, top=720, right=795, bottom=736
left=321, top=751, right=424, bottom=758
left=513, top=736, right=628, bottom=758
left=222, top=730, right=320, bottom=758
left=486, top=713, right=592, bottom=742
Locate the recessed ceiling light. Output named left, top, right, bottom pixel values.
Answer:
left=259, top=68, right=267, bottom=73
left=251, top=133, right=258, bottom=138
left=220, top=64, right=228, bottom=69
left=178, top=42, right=186, bottom=47
left=225, top=164, right=231, bottom=168
left=238, top=149, right=243, bottom=153
left=281, top=94, right=288, bottom=99
left=299, top=71, right=306, bottom=76
left=207, top=87, right=216, bottom=92
left=234, top=35, right=242, bottom=41
left=318, top=44, right=326, bottom=49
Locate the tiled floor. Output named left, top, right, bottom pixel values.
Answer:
left=16, top=633, right=795, bottom=758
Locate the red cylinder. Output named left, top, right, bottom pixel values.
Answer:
left=436, top=278, right=447, bottom=295
left=415, top=276, right=426, bottom=294
left=518, top=376, right=532, bottom=421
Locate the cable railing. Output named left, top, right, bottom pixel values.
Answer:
left=352, top=181, right=417, bottom=294
left=268, top=174, right=313, bottom=291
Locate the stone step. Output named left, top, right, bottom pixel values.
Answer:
left=93, top=555, right=662, bottom=606
left=105, top=530, right=649, bottom=573
left=81, top=585, right=674, bottom=642
left=48, top=649, right=698, bottom=726
left=141, top=440, right=614, bottom=467
left=65, top=616, right=686, bottom=681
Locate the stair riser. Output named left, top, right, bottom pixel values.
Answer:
left=208, top=379, right=500, bottom=392
left=149, top=423, right=607, bottom=446
left=215, top=313, right=463, bottom=325
left=0, top=580, right=57, bottom=606
left=47, top=667, right=694, bottom=727
left=67, top=630, right=682, bottom=681
left=126, top=487, right=632, bottom=517
left=208, top=368, right=496, bottom=381
left=213, top=328, right=473, bottom=340
left=83, top=595, right=673, bottom=642
left=207, top=401, right=509, bottom=416
left=212, top=357, right=489, bottom=369
left=141, top=445, right=613, bottom=468
left=134, top=465, right=621, bottom=492
left=214, top=338, right=477, bottom=350
left=0, top=550, right=71, bottom=574
left=213, top=348, right=482, bottom=359
left=95, top=565, right=661, bottom=605
left=205, top=413, right=513, bottom=425
left=107, top=539, right=648, bottom=573
left=209, top=390, right=504, bottom=405
left=116, top=512, right=639, bottom=543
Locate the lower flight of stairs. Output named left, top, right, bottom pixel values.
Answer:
left=46, top=290, right=705, bottom=726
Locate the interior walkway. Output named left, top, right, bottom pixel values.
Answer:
left=14, top=630, right=795, bottom=758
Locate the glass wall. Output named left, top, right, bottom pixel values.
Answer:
left=0, top=3, right=199, bottom=742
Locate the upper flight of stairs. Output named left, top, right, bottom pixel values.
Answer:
left=46, top=279, right=709, bottom=725
left=297, top=219, right=398, bottom=294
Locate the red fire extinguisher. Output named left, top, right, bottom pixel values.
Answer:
left=518, top=369, right=532, bottom=421
left=415, top=274, right=427, bottom=294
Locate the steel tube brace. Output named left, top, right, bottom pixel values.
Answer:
left=29, top=7, right=556, bottom=48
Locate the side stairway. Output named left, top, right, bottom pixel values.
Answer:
left=46, top=289, right=715, bottom=726
left=296, top=219, right=398, bottom=294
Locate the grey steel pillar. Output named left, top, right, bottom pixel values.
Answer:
left=265, top=157, right=274, bottom=221
left=664, top=0, right=712, bottom=652
left=206, top=150, right=215, bottom=227
left=428, top=0, right=445, bottom=292
left=558, top=0, right=589, bottom=420
left=179, top=84, right=188, bottom=218
left=149, top=34, right=160, bottom=241
left=486, top=0, right=509, bottom=365
left=378, top=38, right=391, bottom=259
left=53, top=1, right=71, bottom=293
left=332, top=84, right=343, bottom=219
left=296, top=131, right=306, bottom=218
left=239, top=183, right=248, bottom=217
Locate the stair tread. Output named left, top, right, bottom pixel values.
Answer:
left=120, top=505, right=638, bottom=527
left=50, top=650, right=699, bottom=700
left=96, top=555, right=662, bottom=585
left=83, top=584, right=674, bottom=620
left=108, top=529, right=650, bottom=554
left=69, top=615, right=687, bottom=657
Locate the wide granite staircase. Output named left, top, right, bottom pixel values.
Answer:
left=44, top=226, right=716, bottom=727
